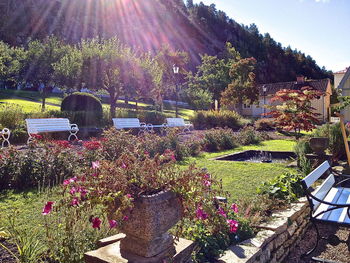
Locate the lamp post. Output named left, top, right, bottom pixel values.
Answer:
left=173, top=64, right=180, bottom=118
left=262, top=85, right=267, bottom=117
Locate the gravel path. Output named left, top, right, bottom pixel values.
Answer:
left=286, top=224, right=350, bottom=263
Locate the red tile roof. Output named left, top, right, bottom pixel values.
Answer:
left=334, top=67, right=349, bottom=74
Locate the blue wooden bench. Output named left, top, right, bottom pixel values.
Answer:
left=301, top=161, right=350, bottom=261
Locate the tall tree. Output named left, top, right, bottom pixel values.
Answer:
left=220, top=57, right=258, bottom=114
left=20, top=36, right=69, bottom=111
left=0, top=41, right=26, bottom=88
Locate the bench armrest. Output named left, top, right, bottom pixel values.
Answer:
left=70, top=124, right=79, bottom=131
left=335, top=175, right=350, bottom=187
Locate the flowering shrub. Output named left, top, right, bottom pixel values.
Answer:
left=41, top=145, right=247, bottom=261
left=0, top=139, right=81, bottom=190
left=234, top=126, right=268, bottom=145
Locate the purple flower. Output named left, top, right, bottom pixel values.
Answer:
left=42, top=201, right=54, bottom=215
left=71, top=197, right=79, bottom=206
left=69, top=187, right=77, bottom=195
left=109, top=220, right=118, bottom=229
left=123, top=215, right=129, bottom=221
left=196, top=206, right=208, bottom=220
left=92, top=161, right=100, bottom=169
left=63, top=176, right=77, bottom=186
left=227, top=219, right=239, bottom=233
left=126, top=194, right=132, bottom=199
left=217, top=207, right=227, bottom=218
left=121, top=162, right=127, bottom=169
left=92, top=217, right=102, bottom=229
left=231, top=203, right=238, bottom=213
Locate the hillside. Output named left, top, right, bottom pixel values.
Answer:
left=0, top=0, right=332, bottom=83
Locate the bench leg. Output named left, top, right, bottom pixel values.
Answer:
left=68, top=133, right=78, bottom=141
left=301, top=220, right=321, bottom=258
left=1, top=128, right=10, bottom=147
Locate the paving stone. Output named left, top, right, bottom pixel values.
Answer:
left=218, top=244, right=261, bottom=263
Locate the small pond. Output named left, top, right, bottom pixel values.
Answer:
left=215, top=150, right=296, bottom=163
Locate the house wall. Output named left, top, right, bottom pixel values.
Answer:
left=334, top=73, right=345, bottom=89
left=341, top=77, right=350, bottom=122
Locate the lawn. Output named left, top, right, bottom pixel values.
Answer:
left=183, top=140, right=297, bottom=200
left=0, top=89, right=194, bottom=119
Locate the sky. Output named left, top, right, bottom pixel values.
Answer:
left=193, top=0, right=350, bottom=72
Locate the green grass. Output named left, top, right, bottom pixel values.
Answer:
left=0, top=89, right=194, bottom=119
left=183, top=140, right=297, bottom=200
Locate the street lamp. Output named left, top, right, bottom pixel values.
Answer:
left=262, top=85, right=267, bottom=117
left=173, top=64, right=180, bottom=117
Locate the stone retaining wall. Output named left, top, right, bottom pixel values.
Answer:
left=218, top=197, right=310, bottom=263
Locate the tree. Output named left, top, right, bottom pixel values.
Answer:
left=186, top=43, right=240, bottom=107
left=220, top=57, right=258, bottom=113
left=155, top=45, right=188, bottom=111
left=53, top=45, right=83, bottom=91
left=265, top=87, right=322, bottom=139
left=20, top=36, right=68, bottom=110
left=0, top=41, right=26, bottom=88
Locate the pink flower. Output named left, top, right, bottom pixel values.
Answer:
left=42, top=201, right=54, bottom=215
left=218, top=207, right=227, bottom=218
left=92, top=217, right=102, bottom=229
left=201, top=173, right=210, bottom=180
left=227, top=219, right=239, bottom=233
left=196, top=206, right=208, bottom=220
left=126, top=194, right=132, bottom=199
left=63, top=176, right=77, bottom=186
left=123, top=216, right=129, bottom=221
left=121, top=162, right=127, bottom=169
left=92, top=173, right=98, bottom=177
left=69, top=187, right=77, bottom=195
left=203, top=180, right=211, bottom=187
left=231, top=203, right=238, bottom=213
left=109, top=220, right=118, bottom=229
left=171, top=154, right=176, bottom=161
left=71, top=197, right=79, bottom=206
left=92, top=161, right=100, bottom=169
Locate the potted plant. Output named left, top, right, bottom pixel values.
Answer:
left=42, top=147, right=240, bottom=261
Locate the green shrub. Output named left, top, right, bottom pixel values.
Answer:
left=0, top=103, right=25, bottom=129
left=255, top=118, right=275, bottom=131
left=61, top=92, right=103, bottom=127
left=202, top=128, right=238, bottom=152
left=138, top=110, right=166, bottom=124
left=257, top=172, right=304, bottom=202
left=191, top=110, right=248, bottom=130
left=234, top=126, right=266, bottom=145
left=61, top=92, right=102, bottom=112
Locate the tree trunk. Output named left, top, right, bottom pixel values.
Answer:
left=110, top=99, right=117, bottom=118
left=136, top=99, right=138, bottom=113
left=41, top=84, right=47, bottom=112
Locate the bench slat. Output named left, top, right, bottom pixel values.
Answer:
left=312, top=174, right=335, bottom=209
left=302, top=161, right=330, bottom=188
left=313, top=187, right=350, bottom=224
left=112, top=118, right=142, bottom=129
left=26, top=118, right=74, bottom=134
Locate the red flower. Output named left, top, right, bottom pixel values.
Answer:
left=92, top=217, right=102, bottom=229
left=32, top=134, right=43, bottom=140
left=42, top=201, right=54, bottom=215
left=83, top=141, right=102, bottom=150
left=54, top=140, right=71, bottom=148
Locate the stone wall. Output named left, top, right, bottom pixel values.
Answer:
left=218, top=197, right=310, bottom=263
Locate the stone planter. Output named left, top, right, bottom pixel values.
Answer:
left=119, top=190, right=183, bottom=259
left=309, top=137, right=329, bottom=155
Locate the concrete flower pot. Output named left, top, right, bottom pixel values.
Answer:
left=119, top=190, right=183, bottom=258
left=309, top=137, right=329, bottom=155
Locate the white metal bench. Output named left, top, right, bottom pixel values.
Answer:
left=164, top=118, right=193, bottom=133
left=112, top=118, right=150, bottom=135
left=26, top=118, right=79, bottom=144
left=301, top=161, right=350, bottom=261
left=0, top=128, right=10, bottom=147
